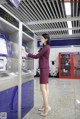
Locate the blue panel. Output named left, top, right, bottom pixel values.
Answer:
left=50, top=39, right=80, bottom=46
left=0, top=33, right=9, bottom=41
left=37, top=38, right=80, bottom=47
left=21, top=80, right=34, bottom=118
left=0, top=86, right=18, bottom=119
left=0, top=80, right=34, bottom=119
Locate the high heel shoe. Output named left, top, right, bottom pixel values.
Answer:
left=40, top=107, right=51, bottom=116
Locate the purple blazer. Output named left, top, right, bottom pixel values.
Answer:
left=28, top=45, right=50, bottom=69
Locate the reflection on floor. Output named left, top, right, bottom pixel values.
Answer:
left=23, top=78, right=80, bottom=119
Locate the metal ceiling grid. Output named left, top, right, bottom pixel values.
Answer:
left=1, top=0, right=80, bottom=39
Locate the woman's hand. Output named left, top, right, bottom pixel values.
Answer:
left=26, top=52, right=29, bottom=56
left=22, top=46, right=28, bottom=57
left=23, top=51, right=28, bottom=56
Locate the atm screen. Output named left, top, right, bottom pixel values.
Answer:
left=0, top=38, right=7, bottom=55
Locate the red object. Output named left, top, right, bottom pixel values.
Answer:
left=28, top=45, right=50, bottom=69
left=40, top=69, right=49, bottom=84
left=59, top=52, right=80, bottom=79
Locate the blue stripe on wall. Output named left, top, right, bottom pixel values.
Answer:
left=37, top=38, right=80, bottom=47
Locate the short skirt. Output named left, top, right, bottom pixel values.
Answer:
left=40, top=68, right=49, bottom=84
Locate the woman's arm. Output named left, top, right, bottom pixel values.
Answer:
left=27, top=46, right=48, bottom=59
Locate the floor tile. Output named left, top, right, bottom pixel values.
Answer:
left=23, top=78, right=80, bottom=119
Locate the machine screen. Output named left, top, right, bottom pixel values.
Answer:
left=0, top=38, right=7, bottom=55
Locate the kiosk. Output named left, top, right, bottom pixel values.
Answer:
left=0, top=5, right=34, bottom=119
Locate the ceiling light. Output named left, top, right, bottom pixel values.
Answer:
left=67, top=21, right=72, bottom=35
left=69, top=30, right=72, bottom=35
left=64, top=3, right=71, bottom=15
left=67, top=21, right=72, bottom=28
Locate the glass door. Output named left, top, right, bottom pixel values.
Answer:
left=59, top=53, right=73, bottom=78
left=60, top=54, right=71, bottom=76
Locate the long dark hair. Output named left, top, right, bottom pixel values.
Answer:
left=42, top=33, right=50, bottom=45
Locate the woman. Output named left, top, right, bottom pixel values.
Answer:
left=26, top=33, right=51, bottom=116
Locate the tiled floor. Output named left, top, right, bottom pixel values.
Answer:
left=23, top=78, right=80, bottom=119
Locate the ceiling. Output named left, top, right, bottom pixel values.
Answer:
left=0, top=0, right=80, bottom=39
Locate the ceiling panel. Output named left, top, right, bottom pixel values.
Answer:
left=1, top=0, right=80, bottom=39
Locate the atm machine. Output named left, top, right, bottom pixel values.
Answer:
left=0, top=33, right=34, bottom=119
left=0, top=33, right=13, bottom=75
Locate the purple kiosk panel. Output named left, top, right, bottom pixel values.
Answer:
left=0, top=33, right=34, bottom=119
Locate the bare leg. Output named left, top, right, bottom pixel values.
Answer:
left=40, top=84, right=48, bottom=109
left=45, top=84, right=49, bottom=97
left=38, top=85, right=44, bottom=111
left=39, top=84, right=49, bottom=110
left=45, top=84, right=49, bottom=107
left=40, top=84, right=51, bottom=116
